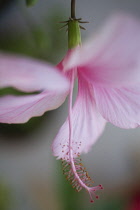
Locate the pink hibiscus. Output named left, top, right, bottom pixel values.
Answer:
left=0, top=13, right=140, bottom=202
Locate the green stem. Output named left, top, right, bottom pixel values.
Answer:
left=71, top=0, right=76, bottom=19
left=68, top=0, right=81, bottom=49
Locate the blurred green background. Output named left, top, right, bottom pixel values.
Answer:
left=0, top=0, right=140, bottom=210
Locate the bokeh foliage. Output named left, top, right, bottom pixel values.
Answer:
left=26, top=0, right=38, bottom=7
left=0, top=182, right=11, bottom=210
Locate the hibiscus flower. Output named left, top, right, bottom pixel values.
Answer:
left=0, top=13, right=140, bottom=202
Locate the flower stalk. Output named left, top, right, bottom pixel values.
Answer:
left=71, top=0, right=76, bottom=19
left=68, top=0, right=81, bottom=49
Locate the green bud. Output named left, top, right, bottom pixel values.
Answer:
left=26, top=0, right=38, bottom=7
left=68, top=20, right=81, bottom=49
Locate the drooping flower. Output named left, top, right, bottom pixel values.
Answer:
left=0, top=13, right=140, bottom=202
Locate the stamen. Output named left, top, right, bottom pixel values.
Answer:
left=62, top=69, right=103, bottom=202
left=62, top=157, right=103, bottom=202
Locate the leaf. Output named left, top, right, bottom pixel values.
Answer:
left=26, top=0, right=38, bottom=7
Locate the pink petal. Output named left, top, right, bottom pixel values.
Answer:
left=0, top=92, right=68, bottom=123
left=0, top=53, right=70, bottom=123
left=93, top=84, right=140, bottom=128
left=56, top=50, right=77, bottom=82
left=0, top=53, right=69, bottom=92
left=52, top=72, right=106, bottom=159
left=65, top=13, right=140, bottom=87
